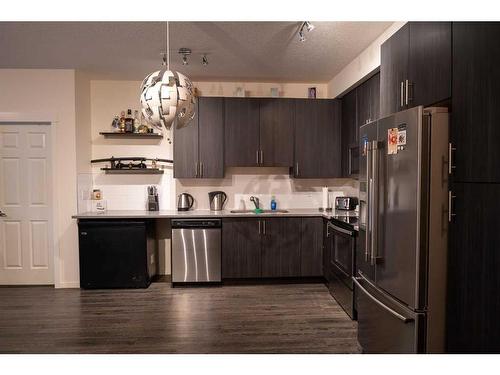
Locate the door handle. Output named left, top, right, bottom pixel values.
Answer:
left=400, top=81, right=404, bottom=108
left=353, top=276, right=414, bottom=323
left=448, top=191, right=456, bottom=222
left=348, top=147, right=353, bottom=176
left=448, top=143, right=456, bottom=175
left=0, top=210, right=6, bottom=217
left=328, top=222, right=354, bottom=236
left=405, top=80, right=411, bottom=105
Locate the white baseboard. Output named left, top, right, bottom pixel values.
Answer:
left=55, top=281, right=80, bottom=289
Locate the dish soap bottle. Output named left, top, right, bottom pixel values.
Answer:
left=270, top=196, right=277, bottom=211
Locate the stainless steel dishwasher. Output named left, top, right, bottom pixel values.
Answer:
left=171, top=219, right=221, bottom=284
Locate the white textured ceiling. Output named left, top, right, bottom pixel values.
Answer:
left=0, top=21, right=392, bottom=82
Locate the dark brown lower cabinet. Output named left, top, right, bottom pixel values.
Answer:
left=222, top=218, right=261, bottom=278
left=261, top=218, right=301, bottom=277
left=222, top=217, right=323, bottom=279
left=300, top=217, right=324, bottom=277
left=447, top=182, right=500, bottom=353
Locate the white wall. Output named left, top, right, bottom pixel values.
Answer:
left=327, top=22, right=406, bottom=98
left=177, top=167, right=358, bottom=211
left=0, top=69, right=79, bottom=288
left=195, top=81, right=327, bottom=98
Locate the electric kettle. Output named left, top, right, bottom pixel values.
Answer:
left=177, top=193, right=194, bottom=211
left=208, top=191, right=227, bottom=211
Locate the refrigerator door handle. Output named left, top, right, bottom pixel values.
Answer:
left=371, top=141, right=380, bottom=266
left=353, top=276, right=414, bottom=323
left=365, top=143, right=372, bottom=262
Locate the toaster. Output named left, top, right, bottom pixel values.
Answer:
left=335, top=197, right=358, bottom=211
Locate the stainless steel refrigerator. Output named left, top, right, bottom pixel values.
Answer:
left=355, top=106, right=449, bottom=353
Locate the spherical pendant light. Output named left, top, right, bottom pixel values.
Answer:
left=140, top=69, right=195, bottom=131
left=140, top=21, right=196, bottom=131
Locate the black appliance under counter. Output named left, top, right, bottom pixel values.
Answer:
left=78, top=220, right=157, bottom=289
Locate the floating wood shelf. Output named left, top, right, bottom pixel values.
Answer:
left=101, top=168, right=164, bottom=175
left=99, top=132, right=163, bottom=139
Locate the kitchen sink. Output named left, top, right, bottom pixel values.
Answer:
left=230, top=209, right=289, bottom=214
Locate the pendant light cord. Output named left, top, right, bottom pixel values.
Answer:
left=165, top=21, right=170, bottom=71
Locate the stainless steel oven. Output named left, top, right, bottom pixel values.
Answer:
left=326, top=219, right=357, bottom=319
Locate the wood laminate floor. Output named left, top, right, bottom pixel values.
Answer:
left=0, top=282, right=360, bottom=354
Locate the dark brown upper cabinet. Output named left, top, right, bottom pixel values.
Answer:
left=358, top=72, right=380, bottom=126
left=225, top=98, right=294, bottom=167
left=173, top=97, right=224, bottom=178
left=294, top=99, right=342, bottom=178
left=259, top=99, right=295, bottom=167
left=341, top=89, right=358, bottom=177
left=224, top=98, right=261, bottom=167
left=380, top=22, right=451, bottom=117
left=451, top=22, right=500, bottom=183
left=341, top=73, right=380, bottom=178
left=173, top=101, right=199, bottom=178
left=380, top=23, right=409, bottom=117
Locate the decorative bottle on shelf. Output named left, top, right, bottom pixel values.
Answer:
left=133, top=110, right=140, bottom=133
left=119, top=111, right=126, bottom=132
left=124, top=109, right=134, bottom=133
left=138, top=113, right=149, bottom=134
left=111, top=115, right=120, bottom=132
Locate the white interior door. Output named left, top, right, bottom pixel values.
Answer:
left=0, top=124, right=54, bottom=284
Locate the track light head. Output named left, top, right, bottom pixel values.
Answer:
left=178, top=47, right=191, bottom=66
left=202, top=54, right=208, bottom=66
left=304, top=21, right=315, bottom=32
left=299, top=30, right=306, bottom=42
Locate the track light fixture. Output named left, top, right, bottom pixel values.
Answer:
left=202, top=54, right=209, bottom=66
left=179, top=47, right=191, bottom=66
left=298, top=21, right=315, bottom=42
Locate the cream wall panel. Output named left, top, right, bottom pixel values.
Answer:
left=4, top=221, right=22, bottom=268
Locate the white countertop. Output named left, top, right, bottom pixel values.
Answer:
left=73, top=208, right=358, bottom=220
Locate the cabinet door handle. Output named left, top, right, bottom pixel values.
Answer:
left=448, top=143, right=456, bottom=175
left=200, top=162, right=204, bottom=178
left=263, top=220, right=266, bottom=235
left=295, top=162, right=299, bottom=177
left=405, top=80, right=410, bottom=105
left=258, top=220, right=261, bottom=234
left=448, top=191, right=456, bottom=222
left=400, top=81, right=404, bottom=108
left=260, top=150, right=263, bottom=165
left=256, top=150, right=260, bottom=165
left=195, top=162, right=199, bottom=178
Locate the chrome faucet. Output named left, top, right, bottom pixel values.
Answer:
left=250, top=196, right=260, bottom=210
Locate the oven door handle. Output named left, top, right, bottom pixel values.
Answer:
left=327, top=222, right=354, bottom=237
left=353, top=276, right=414, bottom=323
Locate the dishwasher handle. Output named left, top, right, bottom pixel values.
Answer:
left=171, top=219, right=222, bottom=228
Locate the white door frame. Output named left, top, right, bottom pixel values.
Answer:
left=0, top=112, right=60, bottom=287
